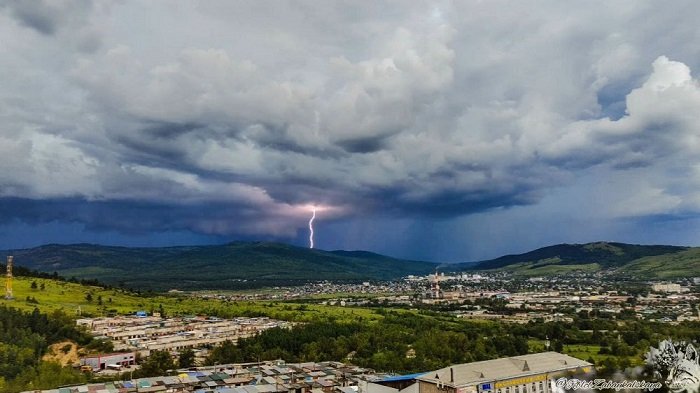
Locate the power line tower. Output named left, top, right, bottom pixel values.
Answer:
left=5, top=256, right=14, bottom=300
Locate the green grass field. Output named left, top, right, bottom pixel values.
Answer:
left=0, top=276, right=389, bottom=322
left=564, top=344, right=644, bottom=366
left=0, top=276, right=156, bottom=315
left=528, top=339, right=643, bottom=366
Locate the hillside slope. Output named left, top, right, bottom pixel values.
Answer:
left=458, top=242, right=695, bottom=278
left=621, top=247, right=700, bottom=278
left=1, top=242, right=437, bottom=290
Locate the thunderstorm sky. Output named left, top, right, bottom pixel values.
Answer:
left=2, top=1, right=700, bottom=262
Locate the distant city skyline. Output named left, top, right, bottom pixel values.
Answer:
left=2, top=2, right=700, bottom=262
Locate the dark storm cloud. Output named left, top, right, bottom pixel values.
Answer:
left=7, top=1, right=58, bottom=35
left=2, top=1, right=700, bottom=250
left=113, top=133, right=191, bottom=166
left=142, top=122, right=205, bottom=139
left=336, top=135, right=388, bottom=154
left=0, top=197, right=306, bottom=239
left=3, top=0, right=96, bottom=40
left=382, top=187, right=540, bottom=218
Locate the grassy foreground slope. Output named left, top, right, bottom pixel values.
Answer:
left=0, top=276, right=153, bottom=315
left=0, top=275, right=387, bottom=322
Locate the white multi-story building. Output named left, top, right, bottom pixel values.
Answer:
left=651, top=283, right=683, bottom=293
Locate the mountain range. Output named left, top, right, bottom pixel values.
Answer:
left=2, top=241, right=698, bottom=290
left=0, top=242, right=437, bottom=290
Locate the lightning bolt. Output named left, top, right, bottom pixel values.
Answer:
left=308, top=207, right=316, bottom=249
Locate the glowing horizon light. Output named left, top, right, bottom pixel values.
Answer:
left=308, top=207, right=316, bottom=249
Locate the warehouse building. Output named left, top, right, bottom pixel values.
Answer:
left=80, top=352, right=136, bottom=371
left=77, top=316, right=290, bottom=354
left=416, top=352, right=591, bottom=393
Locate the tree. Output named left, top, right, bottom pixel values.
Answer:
left=135, top=350, right=175, bottom=377
left=601, top=356, right=618, bottom=374
left=85, top=293, right=93, bottom=303
left=40, top=283, right=45, bottom=291
left=206, top=340, right=242, bottom=365
left=178, top=348, right=196, bottom=368
left=552, top=339, right=564, bottom=352
left=30, top=281, right=38, bottom=290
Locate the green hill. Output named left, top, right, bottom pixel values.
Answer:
left=1, top=242, right=437, bottom=291
left=621, top=247, right=700, bottom=278
left=460, top=241, right=696, bottom=278
left=4, top=241, right=696, bottom=290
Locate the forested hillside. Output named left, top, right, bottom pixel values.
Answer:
left=0, top=306, right=110, bottom=392
left=2, top=242, right=437, bottom=290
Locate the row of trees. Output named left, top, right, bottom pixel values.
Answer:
left=130, top=348, right=195, bottom=378
left=201, top=310, right=700, bottom=376
left=206, top=312, right=530, bottom=373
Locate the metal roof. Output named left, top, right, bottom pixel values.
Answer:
left=380, top=372, right=428, bottom=382
left=417, top=352, right=591, bottom=387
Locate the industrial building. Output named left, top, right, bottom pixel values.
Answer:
left=415, top=352, right=591, bottom=393
left=76, top=315, right=290, bottom=355
left=80, top=352, right=136, bottom=371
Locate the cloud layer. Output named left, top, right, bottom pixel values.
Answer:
left=2, top=1, right=700, bottom=258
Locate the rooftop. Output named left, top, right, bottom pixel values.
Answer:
left=417, top=352, right=591, bottom=387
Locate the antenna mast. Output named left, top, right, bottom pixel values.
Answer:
left=5, top=256, right=14, bottom=300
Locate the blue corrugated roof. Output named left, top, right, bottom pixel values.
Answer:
left=380, top=372, right=427, bottom=382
